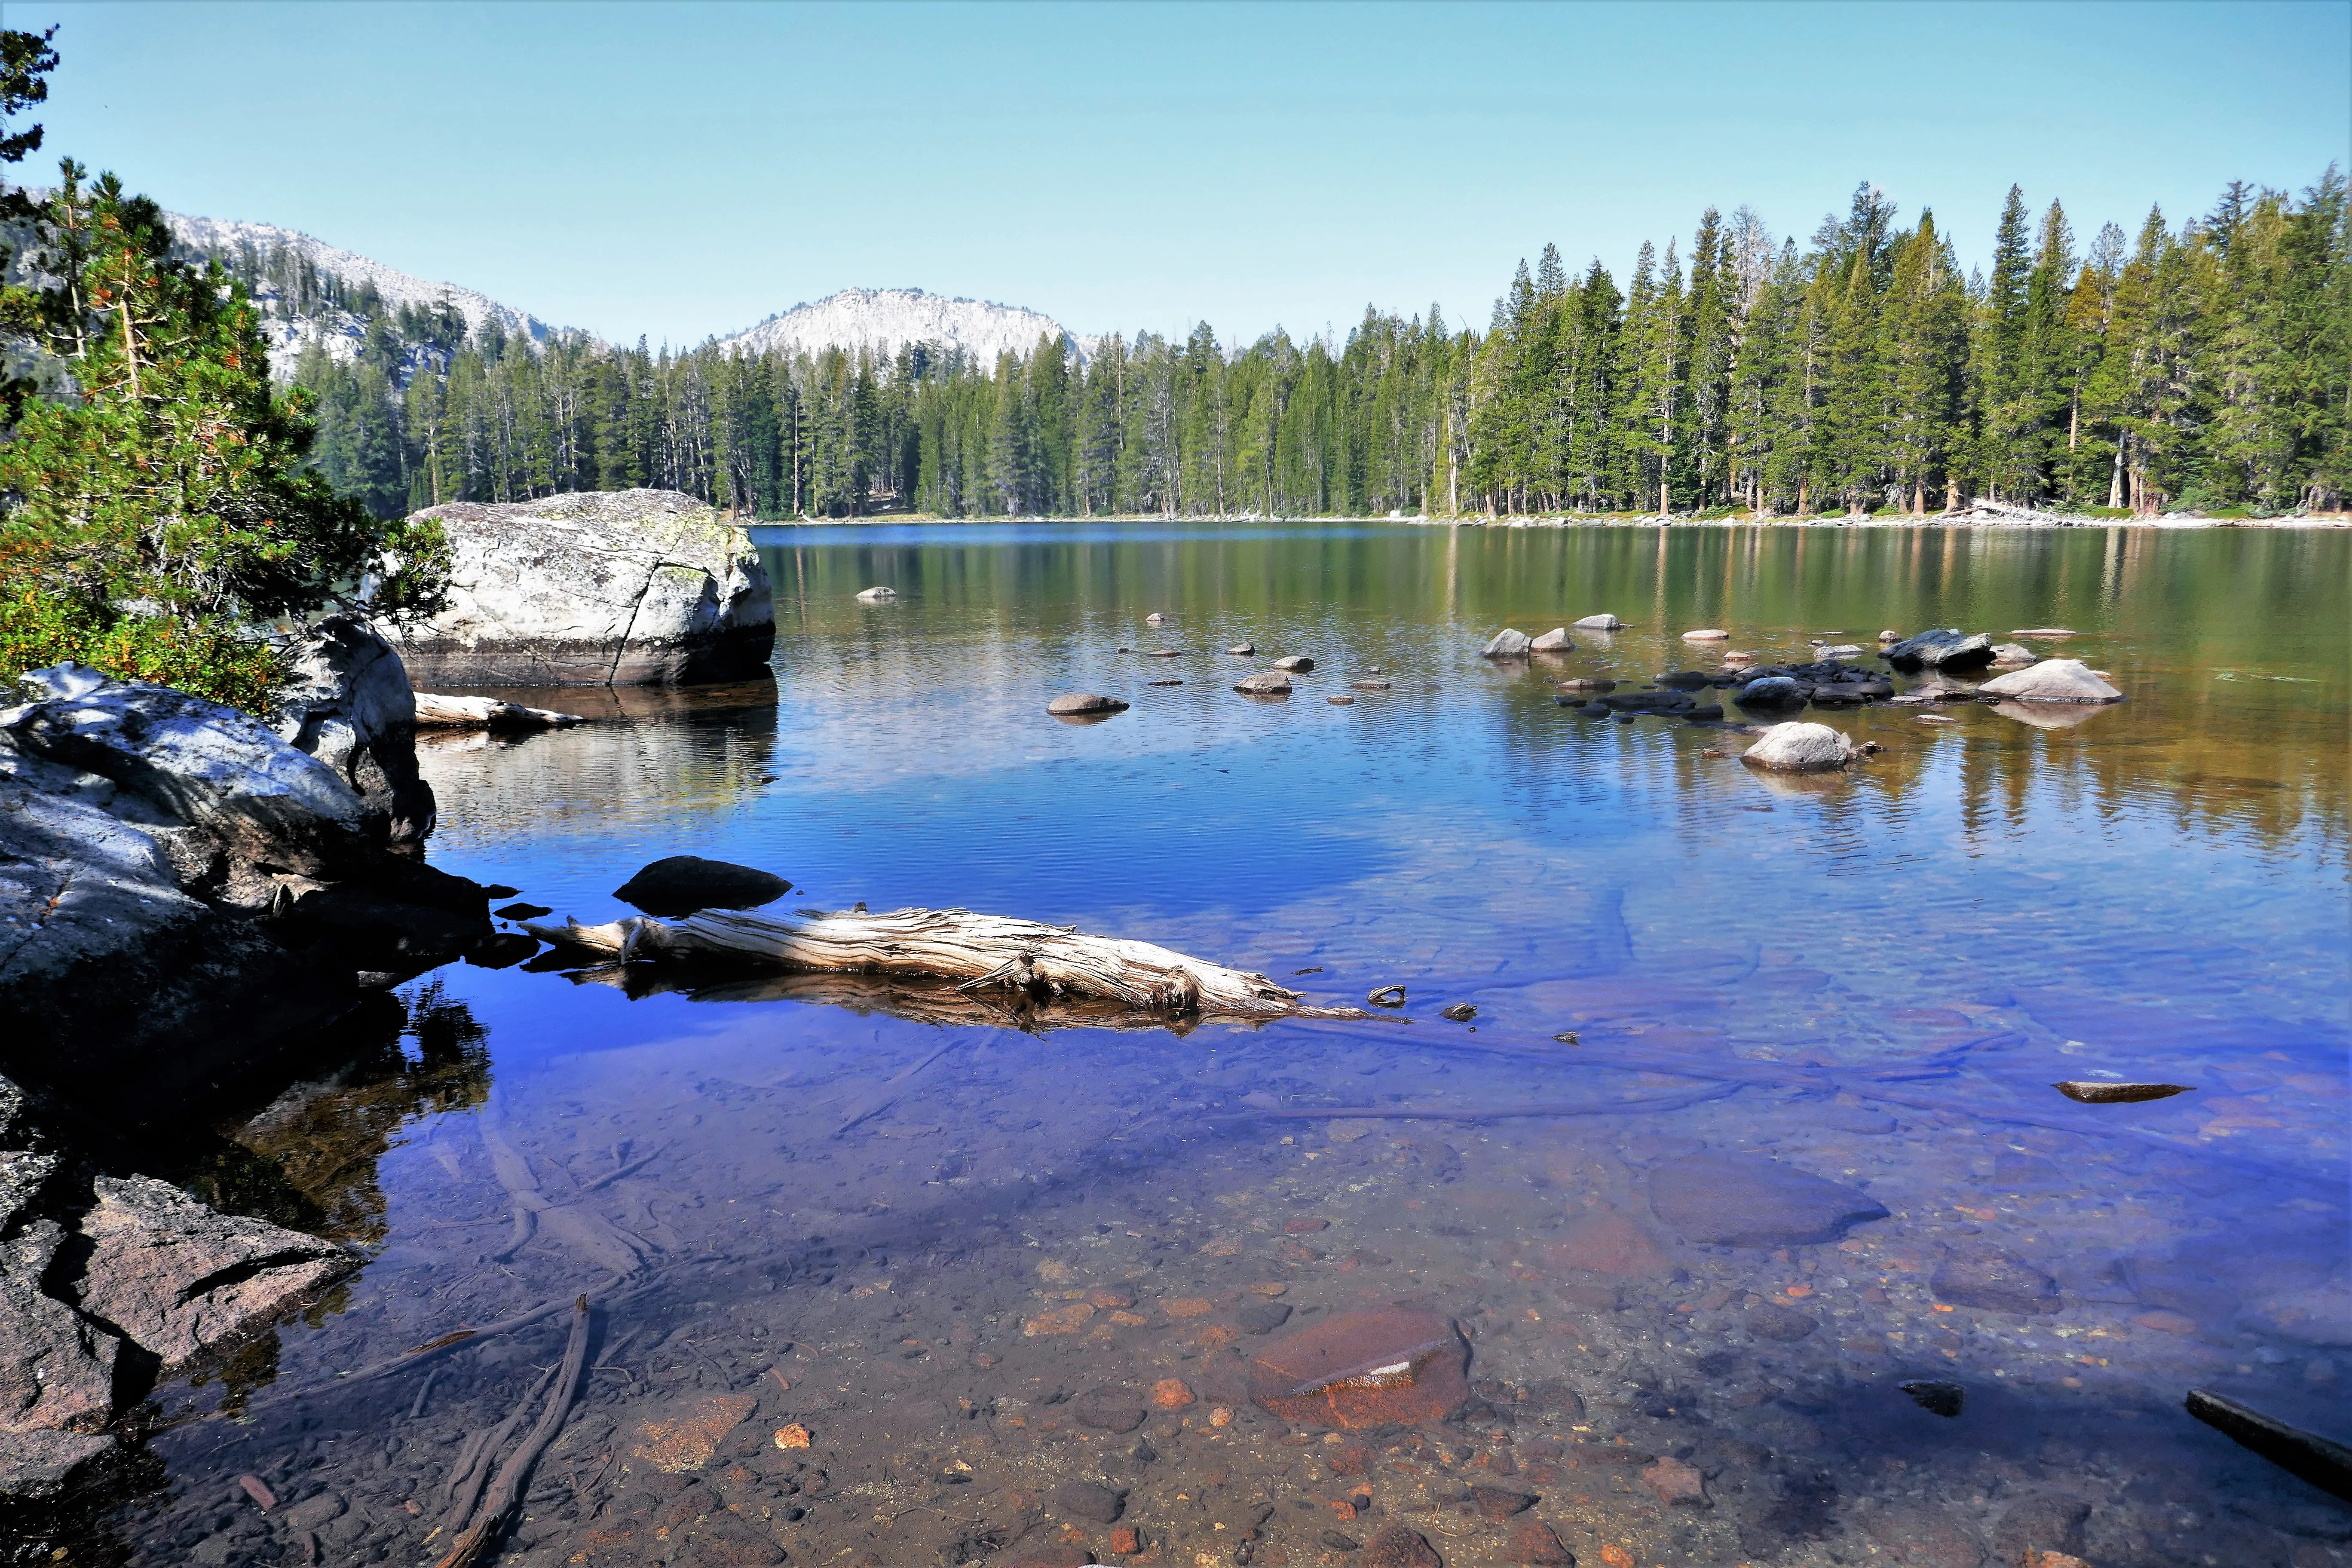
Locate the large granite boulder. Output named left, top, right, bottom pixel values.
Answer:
left=273, top=614, right=435, bottom=846
left=1, top=666, right=490, bottom=1096
left=391, top=490, right=775, bottom=686
left=1742, top=722, right=1856, bottom=773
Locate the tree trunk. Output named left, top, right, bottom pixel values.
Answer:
left=523, top=906, right=1372, bottom=1023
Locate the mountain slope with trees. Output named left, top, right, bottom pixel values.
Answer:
left=263, top=175, right=2350, bottom=524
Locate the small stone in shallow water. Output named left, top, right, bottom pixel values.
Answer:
left=1075, top=1388, right=1146, bottom=1433
left=1642, top=1456, right=1706, bottom=1506
left=1054, top=1480, right=1126, bottom=1522
left=1147, top=678, right=1182, bottom=686
left=1352, top=678, right=1392, bottom=690
left=1145, top=612, right=1169, bottom=624
left=494, top=901, right=552, bottom=920
left=1508, top=1519, right=1577, bottom=1565
left=1360, top=1525, right=1443, bottom=1567
left=1249, top=1310, right=1470, bottom=1429
left=1150, top=1378, right=1196, bottom=1409
left=1472, top=1485, right=1538, bottom=1519
left=2053, top=1080, right=2192, bottom=1104
left=1228, top=643, right=1255, bottom=655
left=480, top=884, right=520, bottom=898
left=1932, top=1242, right=2060, bottom=1314
left=1235, top=672, right=1292, bottom=695
left=1328, top=695, right=1355, bottom=705
left=1900, top=1380, right=1965, bottom=1418
left=1274, top=655, right=1315, bottom=672
left=1744, top=1302, right=1819, bottom=1341
left=1482, top=629, right=1534, bottom=658
left=1237, top=1303, right=1293, bottom=1335
left=1439, top=1002, right=1476, bottom=1022
left=1366, top=984, right=1406, bottom=1007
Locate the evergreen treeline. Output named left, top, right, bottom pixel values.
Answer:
left=283, top=175, right=2351, bottom=523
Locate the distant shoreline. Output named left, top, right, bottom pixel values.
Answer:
left=747, top=509, right=2350, bottom=531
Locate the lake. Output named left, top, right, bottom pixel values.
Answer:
left=116, top=522, right=2349, bottom=1568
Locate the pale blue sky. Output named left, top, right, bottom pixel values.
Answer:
left=8, top=1, right=2348, bottom=347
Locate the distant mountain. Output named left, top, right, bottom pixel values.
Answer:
left=163, top=212, right=564, bottom=378
left=714, top=288, right=1072, bottom=366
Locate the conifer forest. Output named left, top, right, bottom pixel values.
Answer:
left=275, top=177, right=2352, bottom=523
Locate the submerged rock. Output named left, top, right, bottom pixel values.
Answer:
left=1932, top=1242, right=2060, bottom=1314
left=1359, top=1525, right=1443, bottom=1567
left=1352, top=679, right=1393, bottom=691
left=1900, top=1379, right=1966, bottom=1418
left=1235, top=673, right=1293, bottom=695
left=1744, top=1303, right=1819, bottom=1341
left=1741, top=723, right=1855, bottom=773
left=1573, top=613, right=1623, bottom=630
left=1976, top=658, right=2124, bottom=703
left=614, top=856, right=791, bottom=917
left=1045, top=693, right=1130, bottom=717
left=1733, top=675, right=1807, bottom=708
left=1481, top=629, right=1533, bottom=658
left=1054, top=1480, right=1126, bottom=1522
left=1648, top=1154, right=1888, bottom=1247
left=393, top=490, right=775, bottom=686
left=1247, top=1309, right=1470, bottom=1428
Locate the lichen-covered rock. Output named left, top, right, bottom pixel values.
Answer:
left=1742, top=723, right=1855, bottom=773
left=1976, top=658, right=2124, bottom=703
left=393, top=489, right=775, bottom=686
left=71, top=1175, right=356, bottom=1373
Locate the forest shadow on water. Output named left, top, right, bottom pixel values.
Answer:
left=98, top=524, right=2348, bottom=1568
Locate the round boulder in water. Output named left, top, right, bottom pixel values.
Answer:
left=1743, top=723, right=1856, bottom=772
left=1235, top=672, right=1293, bottom=695
left=1046, top=692, right=1130, bottom=717
left=1573, top=613, right=1624, bottom=630
left=1733, top=676, right=1807, bottom=708
left=1274, top=655, right=1316, bottom=672
left=1977, top=658, right=2124, bottom=704
left=614, top=856, right=791, bottom=917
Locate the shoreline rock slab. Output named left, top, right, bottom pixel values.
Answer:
left=1977, top=658, right=2124, bottom=703
left=72, top=1176, right=357, bottom=1373
left=392, top=490, right=775, bottom=686
left=274, top=615, right=434, bottom=847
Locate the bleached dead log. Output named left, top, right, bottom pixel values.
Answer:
left=413, top=693, right=590, bottom=729
left=520, top=905, right=1371, bottom=1021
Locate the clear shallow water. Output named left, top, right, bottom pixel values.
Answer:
left=117, top=524, right=2349, bottom=1568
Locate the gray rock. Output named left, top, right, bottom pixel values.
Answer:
left=273, top=615, right=434, bottom=846
left=1744, top=1303, right=1819, bottom=1341
left=854, top=585, right=897, bottom=601
left=1931, top=1242, right=2060, bottom=1315
left=614, top=856, right=791, bottom=917
left=0, top=1428, right=113, bottom=1505
left=276, top=1492, right=346, bottom=1531
left=1045, top=693, right=1130, bottom=717
left=73, top=1174, right=357, bottom=1374
left=392, top=490, right=774, bottom=686
left=0, top=1151, right=57, bottom=1234
left=1648, top=1154, right=1889, bottom=1247
left=1145, top=612, right=1169, bottom=624
left=1992, top=1495, right=2089, bottom=1562
left=1054, top=1480, right=1126, bottom=1522
left=8, top=667, right=373, bottom=878
left=1988, top=642, right=2037, bottom=667
left=1075, top=1388, right=1146, bottom=1433
left=1481, top=629, right=1533, bottom=658
left=1226, top=643, right=1256, bottom=656
left=1528, top=628, right=1570, bottom=651
left=1976, top=658, right=2123, bottom=703
left=1273, top=655, right=1315, bottom=673
left=1556, top=678, right=1615, bottom=693
left=1573, top=613, right=1623, bottom=631
left=1237, top=1302, right=1292, bottom=1335
left=1732, top=676, right=1807, bottom=708
left=1882, top=628, right=1995, bottom=671
left=1352, top=679, right=1392, bottom=691
left=0, top=770, right=345, bottom=1093
left=0, top=1218, right=121, bottom=1436
left=1742, top=723, right=1855, bottom=773
left=1234, top=673, right=1292, bottom=695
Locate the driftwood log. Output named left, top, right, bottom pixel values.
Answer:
left=522, top=905, right=1372, bottom=1022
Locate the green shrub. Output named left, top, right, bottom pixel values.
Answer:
left=0, top=588, right=286, bottom=711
